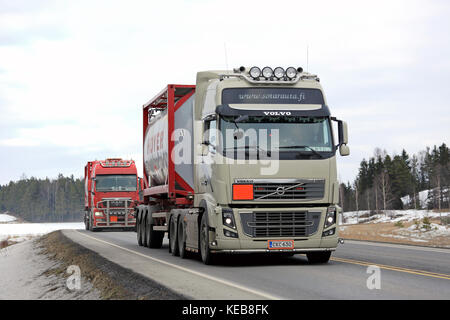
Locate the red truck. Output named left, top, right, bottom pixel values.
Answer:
left=84, top=158, right=140, bottom=231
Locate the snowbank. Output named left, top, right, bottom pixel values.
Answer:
left=0, top=213, right=17, bottom=223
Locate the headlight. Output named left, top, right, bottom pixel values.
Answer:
left=274, top=67, right=285, bottom=79
left=222, top=209, right=236, bottom=229
left=324, top=207, right=336, bottom=229
left=94, top=211, right=104, bottom=217
left=262, top=66, right=273, bottom=78
left=249, top=66, right=261, bottom=79
left=286, top=67, right=297, bottom=79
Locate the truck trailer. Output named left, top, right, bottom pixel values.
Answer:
left=136, top=66, right=349, bottom=264
left=84, top=158, right=139, bottom=231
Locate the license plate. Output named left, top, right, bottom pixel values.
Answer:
left=110, top=216, right=118, bottom=222
left=267, top=240, right=294, bottom=250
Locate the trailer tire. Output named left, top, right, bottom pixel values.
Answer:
left=169, top=216, right=179, bottom=256
left=306, top=251, right=331, bottom=264
left=200, top=213, right=215, bottom=265
left=143, top=209, right=149, bottom=247
left=147, top=206, right=164, bottom=249
left=137, top=208, right=143, bottom=246
left=178, top=216, right=187, bottom=259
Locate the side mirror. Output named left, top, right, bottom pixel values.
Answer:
left=339, top=144, right=350, bottom=156
left=337, top=120, right=348, bottom=145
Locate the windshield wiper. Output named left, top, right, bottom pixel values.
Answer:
left=278, top=145, right=323, bottom=158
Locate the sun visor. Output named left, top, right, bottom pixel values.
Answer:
left=215, top=104, right=330, bottom=117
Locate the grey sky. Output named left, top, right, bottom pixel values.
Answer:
left=1, top=0, right=449, bottom=184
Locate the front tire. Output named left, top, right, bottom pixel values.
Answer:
left=178, top=217, right=187, bottom=259
left=137, top=209, right=143, bottom=246
left=200, top=214, right=215, bottom=265
left=306, top=251, right=331, bottom=264
left=88, top=214, right=94, bottom=232
left=169, top=217, right=179, bottom=256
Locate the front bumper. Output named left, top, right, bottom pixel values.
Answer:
left=211, top=206, right=338, bottom=252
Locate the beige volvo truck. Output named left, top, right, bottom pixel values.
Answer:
left=135, top=66, right=349, bottom=264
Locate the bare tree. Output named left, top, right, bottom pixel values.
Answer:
left=376, top=169, right=393, bottom=214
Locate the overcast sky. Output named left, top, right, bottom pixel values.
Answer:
left=0, top=0, right=449, bottom=185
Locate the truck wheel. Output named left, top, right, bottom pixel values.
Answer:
left=200, top=214, right=215, bottom=265
left=84, top=214, right=89, bottom=230
left=306, top=251, right=331, bottom=264
left=178, top=217, right=187, bottom=259
left=147, top=214, right=164, bottom=249
left=169, top=217, right=179, bottom=256
left=143, top=209, right=149, bottom=247
left=89, top=215, right=93, bottom=232
left=137, top=209, right=143, bottom=246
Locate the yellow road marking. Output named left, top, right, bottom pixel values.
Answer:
left=331, top=257, right=450, bottom=280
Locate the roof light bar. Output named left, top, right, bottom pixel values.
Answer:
left=246, top=66, right=304, bottom=81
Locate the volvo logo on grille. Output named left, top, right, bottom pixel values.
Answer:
left=275, top=187, right=285, bottom=195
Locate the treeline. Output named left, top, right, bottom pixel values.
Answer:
left=0, top=174, right=84, bottom=222
left=340, top=143, right=450, bottom=212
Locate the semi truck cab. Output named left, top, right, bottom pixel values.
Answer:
left=137, top=66, right=349, bottom=264
left=84, top=158, right=139, bottom=231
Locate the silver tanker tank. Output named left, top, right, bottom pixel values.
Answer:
left=143, top=94, right=195, bottom=189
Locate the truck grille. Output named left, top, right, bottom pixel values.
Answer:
left=253, top=180, right=325, bottom=201
left=240, top=211, right=321, bottom=238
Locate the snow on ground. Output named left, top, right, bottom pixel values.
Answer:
left=0, top=239, right=100, bottom=299
left=340, top=209, right=448, bottom=225
left=0, top=213, right=17, bottom=223
left=0, top=222, right=84, bottom=242
left=340, top=209, right=450, bottom=247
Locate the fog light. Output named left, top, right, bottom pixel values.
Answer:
left=224, top=229, right=238, bottom=238
left=322, top=228, right=336, bottom=237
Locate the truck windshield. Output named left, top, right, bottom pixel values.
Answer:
left=219, top=116, right=333, bottom=159
left=95, top=175, right=137, bottom=192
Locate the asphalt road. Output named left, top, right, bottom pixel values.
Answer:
left=63, top=229, right=450, bottom=299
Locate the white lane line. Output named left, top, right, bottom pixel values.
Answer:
left=74, top=230, right=281, bottom=300
left=344, top=240, right=450, bottom=254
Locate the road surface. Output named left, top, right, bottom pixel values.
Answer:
left=63, top=229, right=450, bottom=299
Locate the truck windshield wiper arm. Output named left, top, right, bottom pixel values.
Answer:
left=278, top=145, right=323, bottom=158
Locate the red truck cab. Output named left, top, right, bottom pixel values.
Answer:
left=84, top=158, right=139, bottom=231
